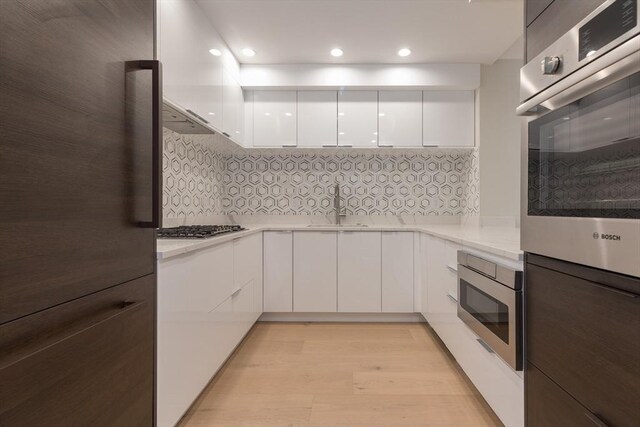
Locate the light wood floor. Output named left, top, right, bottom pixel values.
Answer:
left=179, top=322, right=503, bottom=427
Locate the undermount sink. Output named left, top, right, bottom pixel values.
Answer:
left=307, top=224, right=368, bottom=228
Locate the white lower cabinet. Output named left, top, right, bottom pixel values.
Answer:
left=263, top=231, right=293, bottom=312
left=381, top=232, right=414, bottom=312
left=158, top=234, right=263, bottom=427
left=293, top=231, right=338, bottom=312
left=337, top=231, right=382, bottom=312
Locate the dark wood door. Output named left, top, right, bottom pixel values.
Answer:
left=526, top=257, right=640, bottom=427
left=0, top=274, right=155, bottom=426
left=525, top=0, right=554, bottom=27
left=0, top=0, right=156, bottom=323
left=526, top=363, right=601, bottom=427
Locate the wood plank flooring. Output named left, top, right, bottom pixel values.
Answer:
left=179, top=322, right=503, bottom=427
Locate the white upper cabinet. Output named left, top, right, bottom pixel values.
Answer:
left=297, top=91, right=338, bottom=147
left=222, top=73, right=244, bottom=144
left=378, top=91, right=423, bottom=147
left=253, top=91, right=297, bottom=147
left=243, top=91, right=254, bottom=147
left=160, top=0, right=224, bottom=130
left=423, top=91, right=475, bottom=147
left=293, top=232, right=338, bottom=312
left=337, top=91, right=378, bottom=148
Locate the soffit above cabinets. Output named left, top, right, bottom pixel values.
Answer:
left=240, top=63, right=481, bottom=91
left=194, top=0, right=523, bottom=65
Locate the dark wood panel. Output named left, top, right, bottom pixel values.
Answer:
left=0, top=274, right=155, bottom=426
left=526, top=0, right=606, bottom=61
left=526, top=261, right=640, bottom=427
left=526, top=363, right=598, bottom=427
left=526, top=0, right=555, bottom=27
left=0, top=0, right=156, bottom=323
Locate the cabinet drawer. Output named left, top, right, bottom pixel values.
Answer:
left=527, top=261, right=640, bottom=427
left=527, top=363, right=598, bottom=427
left=0, top=275, right=154, bottom=426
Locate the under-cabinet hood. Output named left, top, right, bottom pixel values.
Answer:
left=162, top=98, right=214, bottom=134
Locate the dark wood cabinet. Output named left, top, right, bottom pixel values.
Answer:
left=0, top=0, right=156, bottom=324
left=526, top=255, right=640, bottom=427
left=526, top=363, right=601, bottom=427
left=525, top=0, right=606, bottom=61
left=526, top=0, right=554, bottom=26
left=0, top=275, right=155, bottom=426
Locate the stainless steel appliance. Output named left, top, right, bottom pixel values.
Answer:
left=517, top=0, right=640, bottom=277
left=457, top=252, right=523, bottom=371
left=157, top=224, right=245, bottom=239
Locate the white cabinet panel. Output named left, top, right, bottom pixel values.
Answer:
left=243, top=91, right=254, bottom=147
left=338, top=90, right=378, bottom=148
left=223, top=73, right=244, bottom=144
left=378, top=91, right=423, bottom=147
left=293, top=231, right=337, bottom=312
left=338, top=231, right=382, bottom=312
left=263, top=231, right=293, bottom=312
left=298, top=91, right=338, bottom=147
left=423, top=91, right=475, bottom=147
left=234, top=233, right=263, bottom=316
left=381, top=232, right=414, bottom=312
left=253, top=91, right=297, bottom=147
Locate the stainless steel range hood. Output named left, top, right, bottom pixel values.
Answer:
left=162, top=98, right=214, bottom=135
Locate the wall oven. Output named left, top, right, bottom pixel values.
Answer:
left=517, top=0, right=640, bottom=277
left=457, top=252, right=523, bottom=371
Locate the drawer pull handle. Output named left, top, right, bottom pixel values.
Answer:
left=446, top=264, right=457, bottom=273
left=231, top=288, right=242, bottom=298
left=476, top=338, right=495, bottom=354
left=584, top=412, right=608, bottom=427
left=584, top=281, right=638, bottom=299
left=446, top=293, right=458, bottom=303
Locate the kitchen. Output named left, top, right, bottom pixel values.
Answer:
left=1, top=1, right=638, bottom=427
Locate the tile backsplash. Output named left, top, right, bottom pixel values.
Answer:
left=162, top=129, right=480, bottom=220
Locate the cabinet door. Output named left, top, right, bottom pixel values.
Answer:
left=223, top=72, right=241, bottom=141
left=234, top=233, right=263, bottom=290
left=298, top=91, right=338, bottom=147
left=253, top=91, right=297, bottom=147
left=378, top=91, right=423, bottom=147
left=263, top=231, right=293, bottom=312
left=160, top=0, right=224, bottom=129
left=423, top=91, right=475, bottom=147
left=243, top=91, right=254, bottom=147
left=293, top=232, right=338, bottom=312
left=0, top=275, right=154, bottom=426
left=381, top=232, right=414, bottom=312
left=338, top=90, right=378, bottom=147
left=0, top=0, right=156, bottom=323
left=338, top=231, right=382, bottom=312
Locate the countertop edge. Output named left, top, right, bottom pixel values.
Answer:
left=156, top=225, right=523, bottom=262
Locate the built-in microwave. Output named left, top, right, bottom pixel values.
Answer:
left=517, top=0, right=640, bottom=277
left=457, top=252, right=523, bottom=371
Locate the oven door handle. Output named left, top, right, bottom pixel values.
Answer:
left=516, top=36, right=640, bottom=117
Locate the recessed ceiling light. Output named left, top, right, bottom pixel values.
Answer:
left=339, top=132, right=345, bottom=135
left=397, top=48, right=411, bottom=57
left=285, top=112, right=292, bottom=117
left=208, top=112, right=215, bottom=115
left=242, top=48, right=256, bottom=57
left=338, top=112, right=345, bottom=116
left=264, top=112, right=271, bottom=116
left=209, top=48, right=222, bottom=56
left=330, top=48, right=344, bottom=57
left=379, top=113, right=385, bottom=117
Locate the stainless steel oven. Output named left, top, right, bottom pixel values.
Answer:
left=517, top=0, right=640, bottom=277
left=457, top=252, right=523, bottom=371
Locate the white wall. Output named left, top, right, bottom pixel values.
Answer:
left=477, top=58, right=523, bottom=223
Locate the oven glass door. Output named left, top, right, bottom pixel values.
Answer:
left=459, top=278, right=510, bottom=344
left=528, top=71, right=640, bottom=218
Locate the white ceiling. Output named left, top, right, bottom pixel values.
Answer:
left=195, top=0, right=524, bottom=65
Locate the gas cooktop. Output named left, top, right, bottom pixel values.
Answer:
left=157, top=225, right=245, bottom=239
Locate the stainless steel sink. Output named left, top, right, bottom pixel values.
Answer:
left=307, top=224, right=368, bottom=228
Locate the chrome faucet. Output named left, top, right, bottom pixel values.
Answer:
left=334, top=183, right=346, bottom=225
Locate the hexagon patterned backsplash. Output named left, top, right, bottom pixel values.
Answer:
left=162, top=129, right=479, bottom=219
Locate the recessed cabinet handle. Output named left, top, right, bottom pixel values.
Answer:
left=338, top=144, right=353, bottom=148
left=446, top=264, right=458, bottom=273
left=446, top=293, right=457, bottom=303
left=584, top=280, right=638, bottom=299
left=378, top=144, right=393, bottom=147
left=231, top=288, right=242, bottom=298
left=584, top=412, right=609, bottom=427
left=476, top=338, right=495, bottom=354
left=281, top=144, right=297, bottom=148
left=423, top=144, right=439, bottom=147
left=322, top=144, right=336, bottom=147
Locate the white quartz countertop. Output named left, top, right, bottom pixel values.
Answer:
left=156, top=223, right=522, bottom=261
